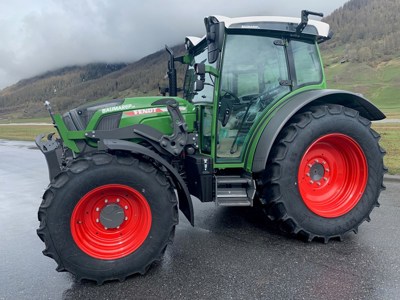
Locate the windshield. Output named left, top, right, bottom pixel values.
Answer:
left=183, top=47, right=215, bottom=104
left=183, top=45, right=217, bottom=154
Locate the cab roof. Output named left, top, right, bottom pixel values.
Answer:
left=213, top=15, right=330, bottom=38
left=185, top=15, right=331, bottom=48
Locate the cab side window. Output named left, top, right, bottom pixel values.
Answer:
left=291, top=40, right=323, bottom=87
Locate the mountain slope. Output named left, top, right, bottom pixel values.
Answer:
left=323, top=0, right=400, bottom=62
left=322, top=0, right=400, bottom=118
left=0, top=45, right=184, bottom=118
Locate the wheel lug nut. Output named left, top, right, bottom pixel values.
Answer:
left=310, top=180, right=314, bottom=184
left=325, top=169, right=330, bottom=172
left=105, top=199, right=108, bottom=203
left=315, top=159, right=319, bottom=163
left=96, top=218, right=99, bottom=223
left=317, top=182, right=321, bottom=186
left=323, top=177, right=328, bottom=181
left=125, top=217, right=128, bottom=221
left=96, top=207, right=100, bottom=212
left=104, top=227, right=108, bottom=230
left=124, top=205, right=128, bottom=210
left=308, top=164, right=312, bottom=168
left=117, top=226, right=120, bottom=229
left=117, top=198, right=120, bottom=203
left=306, top=173, right=310, bottom=177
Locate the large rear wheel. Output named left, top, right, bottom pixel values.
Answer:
left=261, top=105, right=386, bottom=242
left=37, top=153, right=178, bottom=284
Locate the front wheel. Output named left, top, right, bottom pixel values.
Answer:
left=37, top=153, right=178, bottom=284
left=261, top=105, right=386, bottom=242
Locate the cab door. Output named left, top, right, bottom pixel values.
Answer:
left=216, top=34, right=291, bottom=163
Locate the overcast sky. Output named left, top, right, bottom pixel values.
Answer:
left=0, top=0, right=349, bottom=90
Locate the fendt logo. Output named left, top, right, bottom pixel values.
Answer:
left=124, top=108, right=166, bottom=116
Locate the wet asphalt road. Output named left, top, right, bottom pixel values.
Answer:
left=1, top=140, right=399, bottom=300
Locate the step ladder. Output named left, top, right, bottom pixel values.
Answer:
left=215, top=176, right=256, bottom=206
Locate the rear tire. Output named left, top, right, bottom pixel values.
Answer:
left=37, top=152, right=178, bottom=284
left=261, top=105, right=386, bottom=242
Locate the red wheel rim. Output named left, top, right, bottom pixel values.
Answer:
left=298, top=133, right=368, bottom=218
left=71, top=184, right=152, bottom=260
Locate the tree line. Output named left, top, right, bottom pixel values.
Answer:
left=323, top=0, right=400, bottom=63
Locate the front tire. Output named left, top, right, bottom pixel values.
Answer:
left=37, top=153, right=178, bottom=284
left=261, top=105, right=386, bottom=242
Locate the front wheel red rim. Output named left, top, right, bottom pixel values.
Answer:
left=298, top=133, right=368, bottom=218
left=71, top=184, right=152, bottom=260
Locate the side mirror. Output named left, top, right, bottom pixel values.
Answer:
left=193, top=63, right=206, bottom=92
left=194, top=80, right=204, bottom=92
left=204, top=17, right=225, bottom=64
left=194, top=63, right=206, bottom=77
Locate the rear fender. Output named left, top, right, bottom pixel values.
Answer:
left=250, top=89, right=386, bottom=173
left=100, top=139, right=194, bottom=226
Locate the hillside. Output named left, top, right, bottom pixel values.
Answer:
left=0, top=63, right=124, bottom=118
left=322, top=0, right=400, bottom=62
left=322, top=0, right=400, bottom=118
left=0, top=45, right=185, bottom=119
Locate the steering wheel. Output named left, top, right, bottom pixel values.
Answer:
left=256, top=85, right=284, bottom=109
left=229, top=85, right=283, bottom=154
left=220, top=89, right=241, bottom=103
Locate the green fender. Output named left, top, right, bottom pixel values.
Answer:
left=249, top=89, right=386, bottom=173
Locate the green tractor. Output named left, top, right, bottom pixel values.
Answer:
left=36, top=11, right=386, bottom=283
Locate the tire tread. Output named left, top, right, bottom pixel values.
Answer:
left=262, top=104, right=386, bottom=242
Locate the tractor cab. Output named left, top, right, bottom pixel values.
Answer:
left=179, top=12, right=331, bottom=165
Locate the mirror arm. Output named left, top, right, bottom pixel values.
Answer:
left=165, top=45, right=178, bottom=97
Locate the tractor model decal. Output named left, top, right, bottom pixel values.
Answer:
left=101, top=104, right=136, bottom=114
left=123, top=106, right=187, bottom=116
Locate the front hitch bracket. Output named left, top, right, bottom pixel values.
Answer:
left=35, top=133, right=62, bottom=181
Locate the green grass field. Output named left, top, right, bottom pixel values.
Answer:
left=324, top=57, right=400, bottom=118
left=0, top=117, right=52, bottom=124
left=0, top=125, right=54, bottom=141
left=372, top=123, right=400, bottom=175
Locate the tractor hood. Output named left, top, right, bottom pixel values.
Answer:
left=62, top=96, right=196, bottom=135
